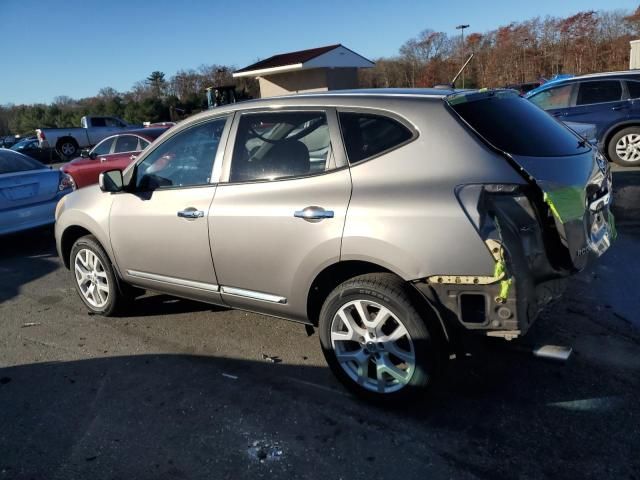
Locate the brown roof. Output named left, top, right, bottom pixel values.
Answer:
left=234, top=44, right=342, bottom=74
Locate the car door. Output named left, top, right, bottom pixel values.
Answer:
left=561, top=80, right=627, bottom=138
left=86, top=117, right=114, bottom=145
left=110, top=135, right=150, bottom=171
left=209, top=108, right=351, bottom=321
left=109, top=115, right=231, bottom=304
left=624, top=80, right=640, bottom=115
left=71, top=137, right=116, bottom=188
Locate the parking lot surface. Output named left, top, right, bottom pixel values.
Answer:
left=0, top=169, right=639, bottom=480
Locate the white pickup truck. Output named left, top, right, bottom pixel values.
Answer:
left=36, top=116, right=140, bottom=158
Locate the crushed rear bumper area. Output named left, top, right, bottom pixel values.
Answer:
left=413, top=179, right=614, bottom=340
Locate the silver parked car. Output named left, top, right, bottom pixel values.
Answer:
left=55, top=89, right=614, bottom=401
left=1, top=149, right=75, bottom=235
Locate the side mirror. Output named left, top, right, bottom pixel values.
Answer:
left=99, top=169, right=124, bottom=193
left=80, top=149, right=90, bottom=158
left=89, top=151, right=98, bottom=160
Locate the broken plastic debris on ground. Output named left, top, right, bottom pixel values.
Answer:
left=247, top=439, right=284, bottom=463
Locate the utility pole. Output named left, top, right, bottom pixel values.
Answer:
left=522, top=38, right=529, bottom=84
left=456, top=24, right=470, bottom=88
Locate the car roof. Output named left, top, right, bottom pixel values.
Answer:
left=280, top=88, right=456, bottom=98
left=574, top=70, right=640, bottom=80
left=170, top=87, right=516, bottom=133
left=113, top=127, right=168, bottom=140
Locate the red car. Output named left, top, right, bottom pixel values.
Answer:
left=61, top=128, right=169, bottom=188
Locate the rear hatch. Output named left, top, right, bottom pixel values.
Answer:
left=0, top=168, right=61, bottom=211
left=447, top=89, right=613, bottom=271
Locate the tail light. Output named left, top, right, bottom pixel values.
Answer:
left=59, top=172, right=76, bottom=191
left=38, top=130, right=46, bottom=141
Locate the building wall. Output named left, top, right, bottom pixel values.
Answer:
left=326, top=68, right=358, bottom=90
left=631, top=40, right=640, bottom=70
left=258, top=68, right=359, bottom=97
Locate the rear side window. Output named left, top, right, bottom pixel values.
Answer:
left=0, top=150, right=45, bottom=174
left=114, top=135, right=139, bottom=153
left=338, top=112, right=413, bottom=164
left=576, top=81, right=622, bottom=105
left=627, top=81, right=640, bottom=99
left=450, top=91, right=589, bottom=157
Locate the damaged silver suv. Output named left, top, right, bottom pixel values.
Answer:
left=55, top=89, right=614, bottom=401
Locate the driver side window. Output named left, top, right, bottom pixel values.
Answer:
left=92, top=138, right=114, bottom=156
left=229, top=111, right=331, bottom=182
left=135, top=117, right=227, bottom=191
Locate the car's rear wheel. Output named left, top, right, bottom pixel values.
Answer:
left=318, top=273, right=439, bottom=403
left=57, top=139, right=78, bottom=158
left=70, top=235, right=127, bottom=316
left=608, top=126, right=640, bottom=167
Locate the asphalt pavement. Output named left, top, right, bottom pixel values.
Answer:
left=0, top=169, right=639, bottom=480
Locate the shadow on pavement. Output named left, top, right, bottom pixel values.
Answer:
left=0, top=329, right=638, bottom=480
left=612, top=169, right=640, bottom=230
left=118, top=294, right=229, bottom=318
left=0, top=227, right=59, bottom=304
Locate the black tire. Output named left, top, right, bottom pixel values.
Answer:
left=607, top=126, right=640, bottom=167
left=70, top=235, right=128, bottom=316
left=56, top=138, right=78, bottom=159
left=318, top=273, right=440, bottom=403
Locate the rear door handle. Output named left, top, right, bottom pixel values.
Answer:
left=552, top=111, right=567, bottom=117
left=294, top=206, right=334, bottom=220
left=177, top=209, right=204, bottom=219
left=612, top=105, right=630, bottom=111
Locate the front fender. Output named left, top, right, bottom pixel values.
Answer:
left=54, top=186, right=116, bottom=272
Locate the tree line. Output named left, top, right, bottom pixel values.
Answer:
left=1, top=7, right=639, bottom=137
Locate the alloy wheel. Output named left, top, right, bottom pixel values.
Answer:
left=330, top=299, right=416, bottom=393
left=615, top=133, right=640, bottom=163
left=60, top=142, right=76, bottom=156
left=74, top=248, right=110, bottom=308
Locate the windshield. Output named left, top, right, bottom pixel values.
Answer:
left=448, top=90, right=590, bottom=157
left=0, top=149, right=46, bottom=174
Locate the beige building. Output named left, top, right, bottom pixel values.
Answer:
left=233, top=44, right=374, bottom=98
left=631, top=40, right=640, bottom=70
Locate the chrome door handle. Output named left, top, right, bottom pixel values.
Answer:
left=177, top=209, right=204, bottom=219
left=612, top=105, right=629, bottom=111
left=552, top=111, right=567, bottom=117
left=294, top=206, right=334, bottom=220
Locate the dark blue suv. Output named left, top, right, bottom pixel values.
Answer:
left=526, top=71, right=640, bottom=167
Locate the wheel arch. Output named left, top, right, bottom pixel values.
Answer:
left=60, top=225, right=94, bottom=269
left=306, top=260, right=450, bottom=343
left=55, top=136, right=79, bottom=153
left=60, top=224, right=117, bottom=272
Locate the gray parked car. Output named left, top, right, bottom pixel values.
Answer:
left=54, top=89, right=614, bottom=401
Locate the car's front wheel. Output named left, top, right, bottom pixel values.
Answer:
left=70, top=235, right=127, bottom=316
left=608, top=126, right=640, bottom=167
left=319, top=273, right=439, bottom=403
